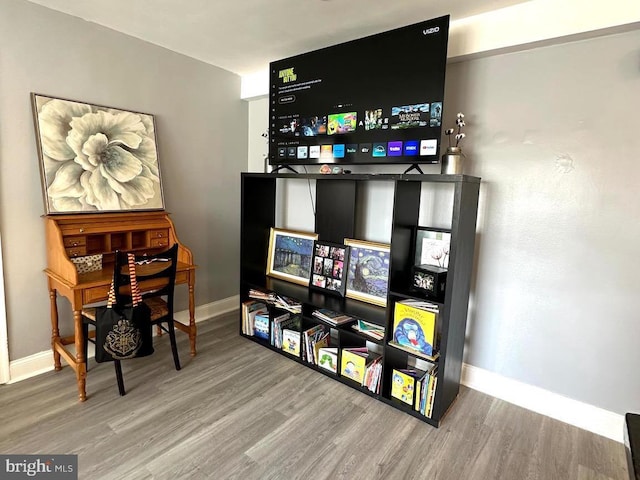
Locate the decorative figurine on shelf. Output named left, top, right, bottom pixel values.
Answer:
left=319, top=164, right=332, bottom=174
left=442, top=112, right=466, bottom=175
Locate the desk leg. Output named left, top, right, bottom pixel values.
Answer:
left=73, top=308, right=87, bottom=402
left=188, top=280, right=197, bottom=357
left=48, top=286, right=61, bottom=371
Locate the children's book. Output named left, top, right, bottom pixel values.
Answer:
left=253, top=312, right=270, bottom=341
left=317, top=347, right=338, bottom=373
left=392, top=300, right=438, bottom=357
left=282, top=329, right=300, bottom=357
left=312, top=332, right=330, bottom=364
left=391, top=369, right=422, bottom=406
left=340, top=347, right=369, bottom=383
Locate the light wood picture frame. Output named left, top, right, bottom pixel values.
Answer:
left=31, top=93, right=165, bottom=214
left=344, top=238, right=391, bottom=307
left=266, top=228, right=318, bottom=286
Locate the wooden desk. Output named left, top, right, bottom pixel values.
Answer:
left=44, top=211, right=196, bottom=402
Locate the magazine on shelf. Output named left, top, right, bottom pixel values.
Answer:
left=248, top=289, right=302, bottom=314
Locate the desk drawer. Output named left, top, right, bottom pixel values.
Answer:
left=63, top=236, right=86, bottom=248
left=150, top=238, right=169, bottom=248
left=175, top=270, right=189, bottom=284
left=149, top=229, right=169, bottom=240
left=83, top=285, right=109, bottom=304
left=66, top=246, right=87, bottom=258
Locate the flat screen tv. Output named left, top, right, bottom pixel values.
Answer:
left=268, top=15, right=450, bottom=169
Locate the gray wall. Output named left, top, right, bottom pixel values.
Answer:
left=447, top=29, right=640, bottom=415
left=247, top=29, right=640, bottom=415
left=0, top=0, right=247, bottom=360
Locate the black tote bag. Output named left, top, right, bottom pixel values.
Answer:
left=94, top=253, right=154, bottom=363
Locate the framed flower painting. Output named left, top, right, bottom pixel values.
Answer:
left=31, top=93, right=165, bottom=214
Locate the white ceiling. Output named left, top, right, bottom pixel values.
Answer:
left=26, top=0, right=532, bottom=77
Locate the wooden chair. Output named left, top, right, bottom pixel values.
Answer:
left=82, top=243, right=181, bottom=395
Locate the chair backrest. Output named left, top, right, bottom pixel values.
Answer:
left=112, top=244, right=179, bottom=308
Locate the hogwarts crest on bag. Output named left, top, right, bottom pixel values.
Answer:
left=94, top=253, right=154, bottom=362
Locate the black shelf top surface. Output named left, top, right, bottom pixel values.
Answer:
left=242, top=172, right=481, bottom=184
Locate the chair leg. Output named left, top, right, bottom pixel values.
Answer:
left=114, top=360, right=126, bottom=396
left=167, top=319, right=181, bottom=371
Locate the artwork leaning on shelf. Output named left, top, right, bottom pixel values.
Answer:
left=266, top=228, right=318, bottom=286
left=344, top=239, right=390, bottom=307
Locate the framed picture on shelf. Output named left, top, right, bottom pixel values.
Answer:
left=344, top=238, right=390, bottom=307
left=414, top=227, right=451, bottom=269
left=266, top=228, right=318, bottom=286
left=309, top=241, right=349, bottom=296
left=31, top=93, right=165, bottom=214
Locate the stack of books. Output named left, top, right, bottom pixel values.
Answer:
left=248, top=289, right=274, bottom=302
left=351, top=319, right=385, bottom=341
left=301, top=324, right=330, bottom=364
left=270, top=314, right=304, bottom=357
left=248, top=289, right=302, bottom=314
left=362, top=357, right=382, bottom=394
left=391, top=363, right=438, bottom=417
left=312, top=308, right=354, bottom=326
left=241, top=299, right=268, bottom=336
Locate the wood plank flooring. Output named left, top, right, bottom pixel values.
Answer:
left=0, top=312, right=628, bottom=480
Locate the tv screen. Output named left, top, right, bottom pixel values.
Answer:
left=268, top=15, right=450, bottom=167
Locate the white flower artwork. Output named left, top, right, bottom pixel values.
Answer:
left=31, top=94, right=164, bottom=214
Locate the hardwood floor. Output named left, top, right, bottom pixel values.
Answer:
left=0, top=312, right=628, bottom=480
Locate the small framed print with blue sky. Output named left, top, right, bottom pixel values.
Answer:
left=266, top=228, right=318, bottom=286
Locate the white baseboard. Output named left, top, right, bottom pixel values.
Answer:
left=461, top=363, right=624, bottom=443
left=7, top=295, right=240, bottom=384
left=8, top=350, right=56, bottom=384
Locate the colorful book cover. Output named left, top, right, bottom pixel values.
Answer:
left=340, top=348, right=368, bottom=383
left=312, top=333, right=330, bottom=364
left=391, top=369, right=418, bottom=405
left=253, top=313, right=270, bottom=340
left=317, top=347, right=338, bottom=373
left=392, top=300, right=437, bottom=356
left=303, top=324, right=325, bottom=362
left=282, top=329, right=300, bottom=357
left=242, top=300, right=267, bottom=336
